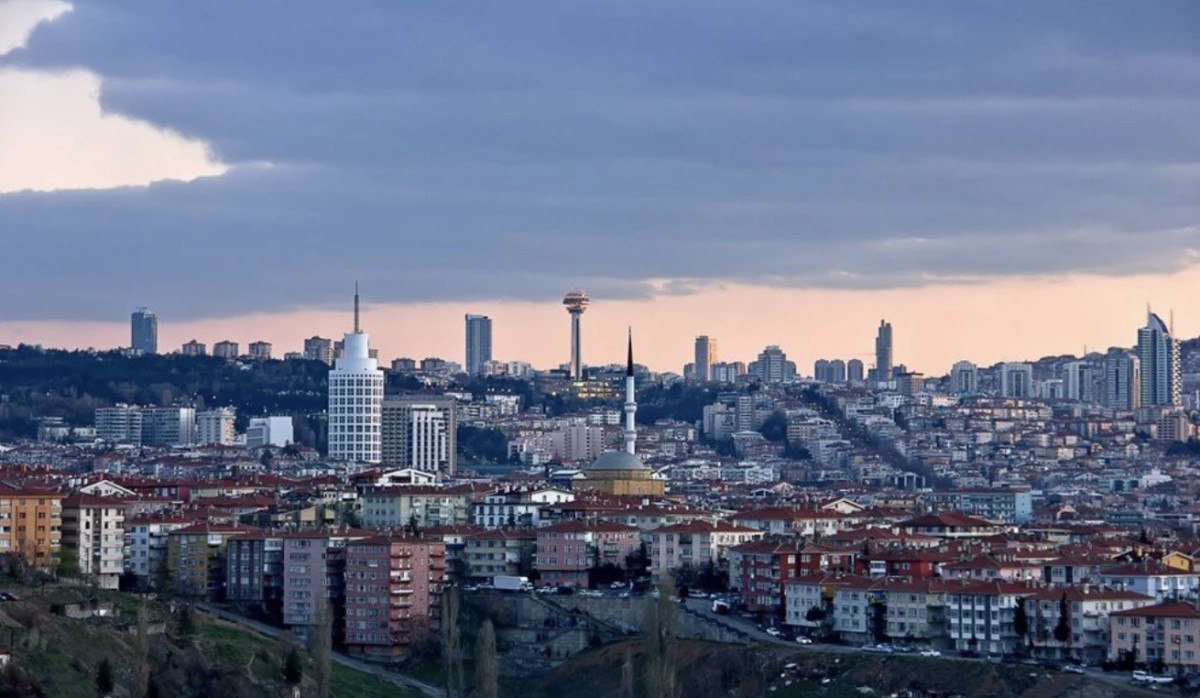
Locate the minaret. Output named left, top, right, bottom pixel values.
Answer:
left=624, top=328, right=637, bottom=455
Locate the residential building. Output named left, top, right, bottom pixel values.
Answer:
left=197, top=407, right=237, bottom=446
left=213, top=341, right=239, bottom=359
left=125, top=515, right=191, bottom=584
left=381, top=396, right=457, bottom=475
left=225, top=532, right=285, bottom=621
left=181, top=339, right=206, bottom=356
left=649, top=521, right=763, bottom=576
left=343, top=536, right=446, bottom=655
left=1000, top=363, right=1034, bottom=399
left=1103, top=351, right=1141, bottom=410
left=1099, top=561, right=1200, bottom=603
left=534, top=520, right=639, bottom=587
left=924, top=489, right=1033, bottom=524
left=730, top=539, right=802, bottom=612
left=463, top=529, right=537, bottom=581
left=1137, top=311, right=1181, bottom=407
left=750, top=345, right=795, bottom=384
left=847, top=359, right=865, bottom=383
left=360, top=485, right=475, bottom=529
left=304, top=336, right=334, bottom=365
left=1022, top=587, right=1153, bottom=664
left=248, top=341, right=272, bottom=360
left=1110, top=601, right=1200, bottom=671
left=694, top=336, right=717, bottom=382
left=0, top=486, right=63, bottom=569
left=951, top=361, right=979, bottom=395
left=947, top=581, right=1028, bottom=656
left=166, top=523, right=250, bottom=598
left=61, top=494, right=126, bottom=589
left=282, top=531, right=368, bottom=641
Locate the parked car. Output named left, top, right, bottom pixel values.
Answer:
left=1063, top=665, right=1085, bottom=675
left=796, top=636, right=814, bottom=645
left=1132, top=670, right=1173, bottom=685
left=919, top=650, right=942, bottom=657
left=766, top=627, right=783, bottom=638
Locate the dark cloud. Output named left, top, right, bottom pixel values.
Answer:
left=2, top=0, right=1199, bottom=320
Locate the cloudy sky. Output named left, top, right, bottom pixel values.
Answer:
left=1, top=0, right=1198, bottom=373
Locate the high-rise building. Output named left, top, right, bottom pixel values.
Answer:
left=1103, top=351, right=1141, bottom=411
left=1137, top=310, right=1181, bottom=407
left=246, top=416, right=294, bottom=448
left=847, top=359, right=865, bottom=383
left=248, top=341, right=272, bottom=360
left=950, top=361, right=979, bottom=395
left=874, top=320, right=894, bottom=381
left=563, top=289, right=589, bottom=380
left=96, top=405, right=195, bottom=446
left=750, top=345, right=795, bottom=384
left=828, top=359, right=847, bottom=383
left=131, top=308, right=158, bottom=355
left=181, top=339, right=206, bottom=356
left=328, top=286, right=384, bottom=463
left=464, top=314, right=493, bottom=376
left=1063, top=361, right=1098, bottom=403
left=304, top=336, right=334, bottom=366
left=813, top=359, right=831, bottom=383
left=213, top=341, right=239, bottom=359
left=197, top=407, right=236, bottom=445
left=381, top=396, right=457, bottom=475
left=1000, top=362, right=1034, bottom=399
left=710, top=362, right=745, bottom=384
left=694, top=336, right=717, bottom=382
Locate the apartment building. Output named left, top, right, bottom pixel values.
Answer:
left=1110, top=601, right=1200, bottom=671
left=534, top=520, right=639, bottom=587
left=463, top=529, right=536, bottom=581
left=125, top=515, right=193, bottom=585
left=61, top=494, right=126, bottom=589
left=0, top=485, right=63, bottom=569
left=649, top=520, right=762, bottom=576
left=166, top=523, right=251, bottom=598
left=343, top=536, right=446, bottom=656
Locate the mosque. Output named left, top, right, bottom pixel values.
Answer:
left=577, top=332, right=665, bottom=497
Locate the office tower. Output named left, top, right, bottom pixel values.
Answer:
left=328, top=286, right=384, bottom=463
left=303, top=336, right=334, bottom=366
left=1103, top=351, right=1141, bottom=410
left=1137, top=310, right=1181, bottom=407
left=1063, top=361, right=1098, bottom=403
left=381, top=396, right=457, bottom=475
left=874, top=320, right=894, bottom=381
left=181, top=339, right=206, bottom=356
left=828, top=359, right=846, bottom=383
left=464, top=314, right=493, bottom=376
left=623, top=331, right=637, bottom=454
left=213, top=341, right=239, bottom=359
left=1000, top=362, right=1034, bottom=399
left=847, top=359, right=865, bottom=383
left=196, top=407, right=236, bottom=445
left=562, top=289, right=589, bottom=380
left=950, top=361, right=979, bottom=395
left=813, top=359, right=830, bottom=383
left=694, top=336, right=717, bottom=382
left=130, top=308, right=158, bottom=355
left=246, top=416, right=294, bottom=448
left=247, top=341, right=272, bottom=360
left=750, top=345, right=794, bottom=384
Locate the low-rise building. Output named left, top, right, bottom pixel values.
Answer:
left=463, top=529, right=536, bottom=581
left=649, top=521, right=762, bottom=576
left=1110, top=601, right=1200, bottom=672
left=535, top=520, right=639, bottom=587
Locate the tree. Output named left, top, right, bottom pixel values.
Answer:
left=0, top=661, right=46, bottom=697
left=644, top=575, right=680, bottom=698
left=1053, top=593, right=1072, bottom=646
left=1013, top=597, right=1029, bottom=654
left=759, top=411, right=788, bottom=442
left=176, top=604, right=195, bottom=638
left=441, top=588, right=465, bottom=698
left=56, top=547, right=81, bottom=580
left=804, top=606, right=826, bottom=623
left=474, top=619, right=498, bottom=698
left=259, top=448, right=274, bottom=468
left=620, top=646, right=635, bottom=698
left=95, top=658, right=115, bottom=697
left=282, top=648, right=304, bottom=694
left=133, top=602, right=151, bottom=698
left=308, top=597, right=333, bottom=698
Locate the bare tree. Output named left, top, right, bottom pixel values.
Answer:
left=308, top=595, right=333, bottom=698
left=474, top=619, right=498, bottom=698
left=620, top=646, right=635, bottom=698
left=133, top=601, right=151, bottom=698
left=441, top=587, right=465, bottom=698
left=643, top=575, right=679, bottom=698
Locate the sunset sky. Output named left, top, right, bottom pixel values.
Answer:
left=1, top=1, right=1197, bottom=374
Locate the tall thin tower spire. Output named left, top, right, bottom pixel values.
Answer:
left=624, top=328, right=637, bottom=455
left=354, top=281, right=361, bottom=334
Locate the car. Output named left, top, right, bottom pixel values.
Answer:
left=619, top=591, right=632, bottom=599
left=919, top=650, right=941, bottom=657
left=610, top=582, right=626, bottom=590
left=865, top=644, right=894, bottom=653
left=766, top=627, right=783, bottom=637
left=536, top=586, right=556, bottom=594
left=1131, top=671, right=1173, bottom=684
left=1063, top=665, right=1085, bottom=675
left=796, top=636, right=813, bottom=645
left=691, top=592, right=707, bottom=599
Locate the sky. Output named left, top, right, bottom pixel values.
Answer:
left=1, top=1, right=1198, bottom=374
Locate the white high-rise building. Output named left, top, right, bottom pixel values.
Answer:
left=381, top=396, right=457, bottom=475
left=1063, top=361, right=1098, bottom=403
left=247, top=416, right=294, bottom=448
left=950, top=361, right=979, bottom=395
left=327, top=287, right=384, bottom=463
left=1137, top=310, right=1181, bottom=407
left=197, top=407, right=237, bottom=445
left=1000, top=362, right=1033, bottom=399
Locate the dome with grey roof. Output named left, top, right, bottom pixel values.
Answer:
left=587, top=450, right=649, bottom=472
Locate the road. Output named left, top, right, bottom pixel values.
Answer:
left=195, top=602, right=444, bottom=698
left=681, top=597, right=1168, bottom=696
